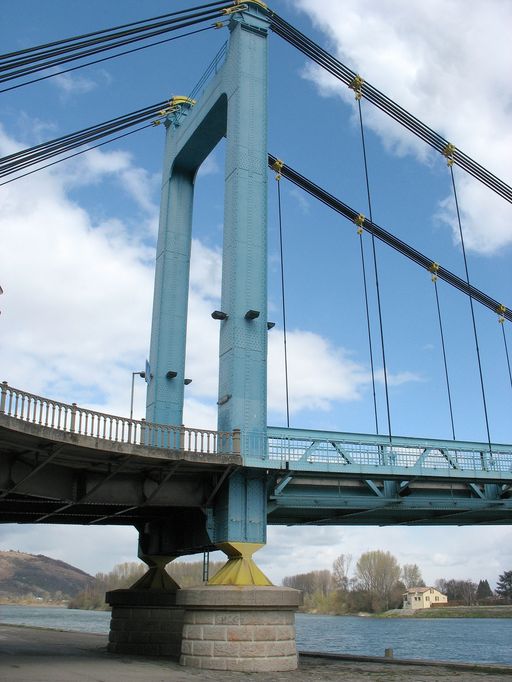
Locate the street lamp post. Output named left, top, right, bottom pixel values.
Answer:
left=130, top=371, right=146, bottom=421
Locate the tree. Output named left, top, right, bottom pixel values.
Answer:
left=282, top=570, right=333, bottom=598
left=332, top=554, right=352, bottom=591
left=435, top=578, right=477, bottom=605
left=476, top=579, right=493, bottom=600
left=495, top=570, right=512, bottom=600
left=401, top=563, right=425, bottom=588
left=354, top=550, right=401, bottom=611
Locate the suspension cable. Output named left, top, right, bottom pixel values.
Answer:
left=0, top=25, right=216, bottom=95
left=269, top=13, right=512, bottom=207
left=446, top=156, right=492, bottom=451
left=498, top=312, right=512, bottom=394
left=430, top=265, right=456, bottom=439
left=0, top=1, right=229, bottom=61
left=272, top=160, right=291, bottom=428
left=355, top=216, right=379, bottom=433
left=0, top=124, right=155, bottom=188
left=0, top=6, right=231, bottom=86
left=267, top=155, right=512, bottom=325
left=355, top=94, right=392, bottom=440
left=1, top=111, right=509, bottom=334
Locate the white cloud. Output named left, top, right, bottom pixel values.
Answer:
left=262, top=525, right=512, bottom=588
left=72, top=148, right=160, bottom=216
left=197, top=150, right=220, bottom=177
left=288, top=186, right=310, bottom=214
left=268, top=330, right=368, bottom=412
left=53, top=72, right=98, bottom=95
left=51, top=70, right=111, bottom=97
left=297, top=0, right=512, bottom=254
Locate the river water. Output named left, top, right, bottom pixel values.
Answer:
left=0, top=604, right=510, bottom=665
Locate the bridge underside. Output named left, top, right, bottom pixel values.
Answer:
left=0, top=417, right=238, bottom=547
left=1, top=418, right=510, bottom=530
left=266, top=474, right=512, bottom=526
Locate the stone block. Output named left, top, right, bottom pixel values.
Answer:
left=265, top=639, right=296, bottom=657
left=109, top=619, right=127, bottom=631
left=181, top=640, right=193, bottom=655
left=180, top=655, right=202, bottom=669
left=214, top=612, right=240, bottom=625
left=275, top=624, right=296, bottom=640
left=213, top=640, right=239, bottom=657
left=182, top=624, right=203, bottom=640
left=107, top=630, right=124, bottom=643
left=238, top=641, right=266, bottom=658
left=197, top=657, right=227, bottom=671
left=239, top=610, right=284, bottom=625
left=191, top=611, right=215, bottom=625
left=191, top=640, right=214, bottom=657
left=226, top=625, right=253, bottom=641
left=253, top=625, right=277, bottom=641
left=202, top=625, right=227, bottom=641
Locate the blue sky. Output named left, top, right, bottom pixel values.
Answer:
left=1, top=0, right=511, bottom=586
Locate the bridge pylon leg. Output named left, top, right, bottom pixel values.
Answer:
left=140, top=4, right=303, bottom=669
left=105, top=552, right=184, bottom=658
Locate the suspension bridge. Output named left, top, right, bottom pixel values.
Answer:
left=0, top=0, right=511, bottom=670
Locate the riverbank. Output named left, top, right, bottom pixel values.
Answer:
left=380, top=605, right=512, bottom=618
left=1, top=625, right=511, bottom=681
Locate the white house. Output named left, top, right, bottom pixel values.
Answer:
left=403, top=586, right=448, bottom=610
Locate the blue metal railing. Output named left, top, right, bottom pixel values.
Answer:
left=243, top=427, right=512, bottom=480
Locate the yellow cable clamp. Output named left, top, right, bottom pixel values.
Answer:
left=234, top=0, right=268, bottom=8
left=169, top=96, right=196, bottom=107
left=271, top=158, right=284, bottom=180
left=349, top=74, right=364, bottom=101
left=222, top=4, right=248, bottom=15
left=442, top=142, right=456, bottom=167
left=429, top=262, right=440, bottom=282
left=152, top=97, right=196, bottom=126
left=497, top=303, right=507, bottom=323
left=354, top=213, right=365, bottom=234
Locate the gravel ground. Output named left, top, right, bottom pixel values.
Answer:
left=0, top=625, right=511, bottom=682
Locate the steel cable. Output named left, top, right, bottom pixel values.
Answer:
left=269, top=13, right=512, bottom=206
left=356, top=97, right=392, bottom=440
left=267, top=155, right=512, bottom=324
left=449, top=165, right=492, bottom=452
left=0, top=1, right=229, bottom=62
left=0, top=11, right=225, bottom=84
left=276, top=176, right=291, bottom=428
left=432, top=276, right=457, bottom=440
left=0, top=26, right=215, bottom=95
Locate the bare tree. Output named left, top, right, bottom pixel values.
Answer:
left=355, top=550, right=401, bottom=611
left=435, top=578, right=477, bottom=605
left=332, top=554, right=352, bottom=591
left=401, top=563, right=425, bottom=588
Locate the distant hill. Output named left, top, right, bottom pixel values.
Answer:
left=0, top=550, right=95, bottom=601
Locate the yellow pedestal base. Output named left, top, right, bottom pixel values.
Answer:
left=208, top=542, right=272, bottom=586
left=130, top=555, right=180, bottom=591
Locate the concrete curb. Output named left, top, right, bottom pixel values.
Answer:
left=300, top=650, right=512, bottom=675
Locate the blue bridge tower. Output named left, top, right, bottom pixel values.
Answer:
left=145, top=2, right=271, bottom=581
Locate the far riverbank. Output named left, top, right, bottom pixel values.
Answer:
left=378, top=605, right=512, bottom=619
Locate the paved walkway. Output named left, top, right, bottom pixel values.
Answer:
left=0, top=625, right=510, bottom=681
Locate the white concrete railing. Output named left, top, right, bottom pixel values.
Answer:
left=0, top=382, right=238, bottom=455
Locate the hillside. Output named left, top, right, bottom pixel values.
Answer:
left=0, top=550, right=95, bottom=601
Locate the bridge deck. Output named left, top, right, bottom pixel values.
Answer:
left=1, top=384, right=511, bottom=528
